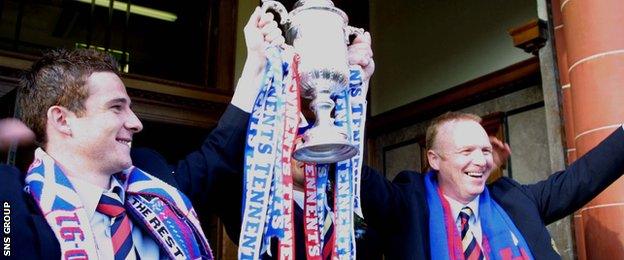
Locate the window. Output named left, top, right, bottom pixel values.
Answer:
left=0, top=0, right=231, bottom=87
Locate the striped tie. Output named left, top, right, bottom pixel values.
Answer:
left=321, top=210, right=334, bottom=260
left=460, top=206, right=484, bottom=260
left=97, top=191, right=135, bottom=260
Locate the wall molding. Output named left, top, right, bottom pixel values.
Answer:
left=0, top=51, right=232, bottom=128
left=367, top=57, right=541, bottom=137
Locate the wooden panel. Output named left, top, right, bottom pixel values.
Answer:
left=367, top=57, right=540, bottom=137
left=481, top=112, right=506, bottom=183
left=215, top=0, right=238, bottom=91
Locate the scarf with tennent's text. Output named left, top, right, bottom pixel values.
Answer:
left=25, top=148, right=213, bottom=260
left=424, top=170, right=533, bottom=260
left=239, top=45, right=367, bottom=260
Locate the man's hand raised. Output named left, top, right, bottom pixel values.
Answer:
left=490, top=136, right=511, bottom=170
left=232, top=7, right=286, bottom=113
left=0, top=118, right=35, bottom=150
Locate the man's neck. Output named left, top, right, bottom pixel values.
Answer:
left=444, top=194, right=476, bottom=205
left=44, top=146, right=112, bottom=189
left=439, top=187, right=477, bottom=205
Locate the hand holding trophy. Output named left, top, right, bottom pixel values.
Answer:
left=240, top=1, right=370, bottom=259
left=263, top=0, right=365, bottom=163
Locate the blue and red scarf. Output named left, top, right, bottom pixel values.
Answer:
left=424, top=170, right=533, bottom=260
left=25, top=148, right=213, bottom=259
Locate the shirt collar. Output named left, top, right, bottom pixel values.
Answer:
left=68, top=176, right=125, bottom=219
left=444, top=195, right=480, bottom=221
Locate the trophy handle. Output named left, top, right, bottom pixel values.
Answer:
left=346, top=26, right=366, bottom=69
left=261, top=1, right=291, bottom=26
left=345, top=26, right=365, bottom=44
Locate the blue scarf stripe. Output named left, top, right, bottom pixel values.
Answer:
left=241, top=57, right=272, bottom=212
left=53, top=165, right=73, bottom=189
left=29, top=180, right=44, bottom=202
left=51, top=196, right=74, bottom=211
left=124, top=169, right=195, bottom=213
left=425, top=171, right=534, bottom=260
left=479, top=188, right=534, bottom=259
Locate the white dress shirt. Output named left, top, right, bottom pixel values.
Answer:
left=293, top=189, right=305, bottom=208
left=444, top=195, right=484, bottom=248
left=444, top=194, right=521, bottom=249
left=69, top=176, right=162, bottom=259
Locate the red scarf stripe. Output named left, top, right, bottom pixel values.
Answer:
left=112, top=216, right=132, bottom=252
left=96, top=204, right=124, bottom=216
left=322, top=231, right=335, bottom=259
left=437, top=187, right=465, bottom=260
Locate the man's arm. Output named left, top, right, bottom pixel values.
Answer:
left=523, top=127, right=624, bottom=224
left=171, top=105, right=248, bottom=241
left=0, top=164, right=62, bottom=259
left=360, top=166, right=413, bottom=232
left=230, top=7, right=284, bottom=113
left=171, top=7, right=283, bottom=186
left=167, top=9, right=284, bottom=241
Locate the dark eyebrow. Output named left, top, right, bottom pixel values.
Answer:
left=105, top=98, right=129, bottom=107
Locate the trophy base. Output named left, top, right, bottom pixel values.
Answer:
left=293, top=128, right=358, bottom=164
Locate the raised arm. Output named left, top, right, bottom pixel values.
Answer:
left=523, top=127, right=624, bottom=224
left=360, top=165, right=414, bottom=231
left=170, top=8, right=285, bottom=240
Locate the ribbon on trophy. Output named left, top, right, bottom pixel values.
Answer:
left=302, top=162, right=330, bottom=260
left=239, top=45, right=299, bottom=259
left=239, top=43, right=367, bottom=260
left=331, top=67, right=366, bottom=260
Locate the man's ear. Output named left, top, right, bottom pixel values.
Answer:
left=47, top=106, right=73, bottom=136
left=427, top=150, right=441, bottom=171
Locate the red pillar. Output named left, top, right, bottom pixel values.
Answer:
left=556, top=0, right=624, bottom=258
left=551, top=0, right=586, bottom=257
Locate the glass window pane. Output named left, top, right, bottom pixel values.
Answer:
left=0, top=0, right=217, bottom=86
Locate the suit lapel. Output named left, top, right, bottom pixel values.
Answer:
left=27, top=197, right=61, bottom=259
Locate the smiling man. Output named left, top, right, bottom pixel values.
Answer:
left=0, top=8, right=284, bottom=259
left=360, top=112, right=624, bottom=259
left=34, top=68, right=144, bottom=189
left=427, top=114, right=494, bottom=205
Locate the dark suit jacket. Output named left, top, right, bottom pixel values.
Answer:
left=360, top=128, right=624, bottom=260
left=262, top=202, right=306, bottom=260
left=0, top=104, right=249, bottom=259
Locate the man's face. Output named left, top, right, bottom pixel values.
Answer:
left=428, top=120, right=493, bottom=204
left=68, top=72, right=143, bottom=174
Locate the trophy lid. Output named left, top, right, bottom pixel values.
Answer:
left=291, top=0, right=348, bottom=23
left=293, top=0, right=336, bottom=9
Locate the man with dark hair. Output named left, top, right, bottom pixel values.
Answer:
left=0, top=8, right=283, bottom=259
left=360, top=111, right=624, bottom=259
left=18, top=49, right=121, bottom=146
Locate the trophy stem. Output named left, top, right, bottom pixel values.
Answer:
left=293, top=85, right=357, bottom=163
left=311, top=88, right=334, bottom=128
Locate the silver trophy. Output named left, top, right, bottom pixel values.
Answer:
left=262, top=0, right=364, bottom=163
